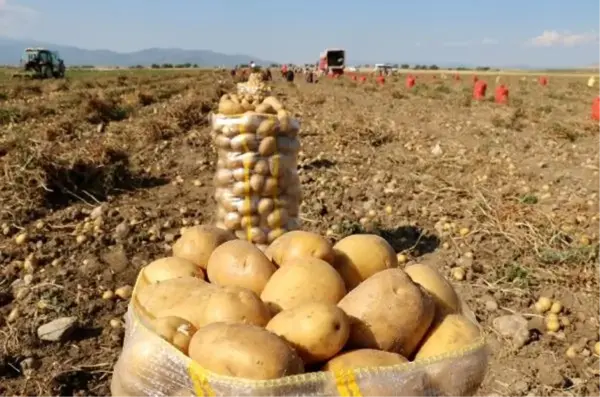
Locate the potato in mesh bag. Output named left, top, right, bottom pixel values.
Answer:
left=211, top=95, right=301, bottom=243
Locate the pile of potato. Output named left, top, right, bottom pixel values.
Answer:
left=118, top=225, right=485, bottom=396
left=211, top=95, right=301, bottom=246
left=237, top=72, right=270, bottom=96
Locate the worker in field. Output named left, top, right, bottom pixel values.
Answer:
left=281, top=64, right=288, bottom=78
left=286, top=69, right=294, bottom=82
left=305, top=69, right=315, bottom=83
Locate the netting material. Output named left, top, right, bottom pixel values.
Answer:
left=212, top=111, right=301, bottom=246
left=110, top=275, right=488, bottom=396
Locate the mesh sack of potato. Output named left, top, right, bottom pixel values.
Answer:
left=111, top=235, right=488, bottom=397
left=211, top=94, right=301, bottom=246
left=237, top=71, right=271, bottom=96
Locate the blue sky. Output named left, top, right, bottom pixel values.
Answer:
left=1, top=0, right=598, bottom=67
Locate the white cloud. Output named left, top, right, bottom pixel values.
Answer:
left=0, top=0, right=38, bottom=37
left=528, top=30, right=599, bottom=47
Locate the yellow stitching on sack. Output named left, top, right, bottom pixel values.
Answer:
left=333, top=369, right=362, bottom=397
left=188, top=361, right=215, bottom=397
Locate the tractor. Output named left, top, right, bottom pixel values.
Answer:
left=14, top=48, right=66, bottom=79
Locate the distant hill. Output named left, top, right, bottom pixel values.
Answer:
left=0, top=37, right=276, bottom=67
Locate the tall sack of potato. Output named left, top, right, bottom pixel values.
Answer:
left=211, top=94, right=301, bottom=246
left=237, top=71, right=271, bottom=96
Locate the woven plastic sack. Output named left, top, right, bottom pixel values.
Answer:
left=110, top=274, right=488, bottom=397
left=211, top=110, right=301, bottom=247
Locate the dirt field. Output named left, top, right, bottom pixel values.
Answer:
left=0, top=68, right=598, bottom=396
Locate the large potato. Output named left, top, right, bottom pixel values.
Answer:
left=150, top=316, right=197, bottom=355
left=323, top=350, right=429, bottom=397
left=404, top=263, right=460, bottom=317
left=163, top=285, right=271, bottom=329
left=172, top=225, right=235, bottom=270
left=338, top=268, right=434, bottom=357
left=141, top=257, right=204, bottom=285
left=333, top=234, right=397, bottom=290
left=415, top=314, right=486, bottom=396
left=323, top=349, right=408, bottom=371
left=188, top=322, right=304, bottom=380
left=414, top=314, right=481, bottom=360
left=266, top=302, right=349, bottom=364
left=261, top=257, right=346, bottom=314
left=265, top=231, right=335, bottom=267
left=135, top=277, right=209, bottom=320
left=206, top=239, right=276, bottom=295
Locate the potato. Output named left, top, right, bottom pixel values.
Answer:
left=249, top=174, right=265, bottom=192
left=150, top=316, right=197, bottom=355
left=231, top=133, right=258, bottom=152
left=338, top=268, right=435, bottom=357
left=207, top=239, right=276, bottom=295
left=414, top=314, right=481, bottom=360
left=415, top=314, right=486, bottom=396
left=265, top=230, right=335, bottom=267
left=323, top=349, right=408, bottom=371
left=263, top=96, right=284, bottom=112
left=135, top=276, right=209, bottom=320
left=141, top=257, right=203, bottom=285
left=172, top=225, right=235, bottom=270
left=218, top=98, right=244, bottom=116
left=261, top=257, right=346, bottom=314
left=333, top=234, right=397, bottom=290
left=266, top=302, right=349, bottom=364
left=404, top=263, right=460, bottom=317
left=262, top=177, right=279, bottom=196
left=188, top=322, right=304, bottom=380
left=322, top=349, right=429, bottom=397
left=258, top=136, right=277, bottom=156
left=256, top=118, right=278, bottom=138
left=214, top=168, right=234, bottom=186
left=163, top=285, right=271, bottom=329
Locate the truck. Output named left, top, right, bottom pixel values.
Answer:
left=318, top=48, right=345, bottom=76
left=16, top=47, right=66, bottom=79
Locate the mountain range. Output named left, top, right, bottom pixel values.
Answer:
left=0, top=37, right=276, bottom=67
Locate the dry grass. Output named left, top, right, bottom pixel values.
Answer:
left=0, top=67, right=598, bottom=396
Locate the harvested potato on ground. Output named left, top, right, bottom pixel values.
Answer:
left=188, top=322, right=304, bottom=380
left=163, top=285, right=271, bottom=329
left=141, top=257, right=203, bottom=285
left=404, top=263, right=460, bottom=317
left=338, top=268, right=435, bottom=357
left=265, top=230, right=335, bottom=266
left=135, top=277, right=209, bottom=320
left=415, top=314, right=481, bottom=360
left=333, top=234, right=398, bottom=290
left=207, top=239, right=276, bottom=295
left=172, top=225, right=235, bottom=269
left=323, top=349, right=408, bottom=371
left=150, top=316, right=197, bottom=355
left=261, top=257, right=346, bottom=314
left=266, top=302, right=349, bottom=364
